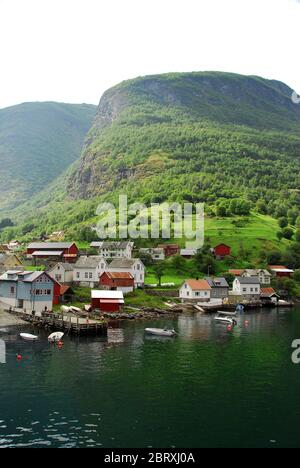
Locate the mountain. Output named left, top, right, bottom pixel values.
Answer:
left=0, top=102, right=96, bottom=211
left=2, top=72, right=300, bottom=252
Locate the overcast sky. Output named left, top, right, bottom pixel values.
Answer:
left=0, top=0, right=299, bottom=109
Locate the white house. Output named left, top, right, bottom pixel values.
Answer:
left=73, top=256, right=108, bottom=288
left=232, top=277, right=261, bottom=299
left=90, top=241, right=134, bottom=259
left=108, top=258, right=145, bottom=288
left=48, top=263, right=74, bottom=284
left=242, top=269, right=271, bottom=285
left=179, top=279, right=211, bottom=302
left=140, top=248, right=165, bottom=261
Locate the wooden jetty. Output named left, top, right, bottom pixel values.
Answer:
left=5, top=308, right=107, bottom=336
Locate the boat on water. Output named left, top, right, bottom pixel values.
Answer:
left=20, top=333, right=38, bottom=341
left=145, top=328, right=176, bottom=337
left=214, top=311, right=237, bottom=325
left=48, top=332, right=64, bottom=343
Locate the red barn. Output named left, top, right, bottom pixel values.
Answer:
left=99, top=272, right=134, bottom=293
left=27, top=242, right=79, bottom=263
left=91, top=290, right=124, bottom=313
left=213, top=244, right=231, bottom=259
left=158, top=244, right=180, bottom=257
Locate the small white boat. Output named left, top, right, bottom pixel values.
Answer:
left=48, top=332, right=64, bottom=343
left=70, top=306, right=82, bottom=313
left=145, top=328, right=176, bottom=337
left=61, top=305, right=71, bottom=313
left=214, top=311, right=237, bottom=325
left=20, top=333, right=38, bottom=341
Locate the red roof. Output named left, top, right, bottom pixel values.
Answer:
left=261, top=287, right=279, bottom=297
left=60, top=285, right=71, bottom=295
left=104, top=272, right=134, bottom=280
left=185, top=279, right=211, bottom=291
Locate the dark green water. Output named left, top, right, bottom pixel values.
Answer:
left=1, top=308, right=300, bottom=448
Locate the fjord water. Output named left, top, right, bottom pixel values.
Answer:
left=1, top=309, right=300, bottom=448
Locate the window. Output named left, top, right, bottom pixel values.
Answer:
left=195, top=292, right=199, bottom=296
left=204, top=292, right=208, bottom=296
left=85, top=272, right=89, bottom=279
left=250, top=288, right=253, bottom=292
left=10, top=286, right=15, bottom=294
left=76, top=272, right=80, bottom=279
left=89, top=273, right=93, bottom=279
left=47, top=289, right=51, bottom=295
left=243, top=288, right=247, bottom=292
left=137, top=264, right=140, bottom=270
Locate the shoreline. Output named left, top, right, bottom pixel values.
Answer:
left=0, top=309, right=27, bottom=327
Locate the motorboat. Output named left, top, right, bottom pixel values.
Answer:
left=145, top=328, right=176, bottom=337
left=48, top=332, right=64, bottom=343
left=20, top=333, right=38, bottom=341
left=61, top=305, right=71, bottom=313
left=214, top=311, right=237, bottom=325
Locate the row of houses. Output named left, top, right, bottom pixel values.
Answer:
left=179, top=276, right=279, bottom=304
left=50, top=257, right=145, bottom=289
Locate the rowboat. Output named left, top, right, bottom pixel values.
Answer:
left=20, top=333, right=38, bottom=341
left=48, top=332, right=64, bottom=343
left=145, top=328, right=176, bottom=337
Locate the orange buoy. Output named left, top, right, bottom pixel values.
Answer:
left=17, top=354, right=22, bottom=361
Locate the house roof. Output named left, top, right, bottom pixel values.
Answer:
left=96, top=241, right=133, bottom=249
left=205, top=277, right=229, bottom=288
left=269, top=265, right=294, bottom=273
left=180, top=249, right=197, bottom=256
left=261, top=287, right=279, bottom=298
left=60, top=285, right=72, bottom=295
left=214, top=243, right=231, bottom=249
left=32, top=251, right=64, bottom=256
left=236, top=277, right=260, bottom=284
left=185, top=279, right=211, bottom=290
left=0, top=270, right=53, bottom=284
left=109, top=258, right=143, bottom=269
left=51, top=262, right=74, bottom=272
left=102, top=271, right=134, bottom=280
left=229, top=269, right=244, bottom=276
left=244, top=269, right=271, bottom=276
left=75, top=256, right=107, bottom=269
left=28, top=242, right=75, bottom=250
left=91, top=290, right=124, bottom=300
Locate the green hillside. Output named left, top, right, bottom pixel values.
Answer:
left=1, top=71, right=300, bottom=265
left=0, top=102, right=96, bottom=211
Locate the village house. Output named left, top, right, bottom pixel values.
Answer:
left=205, top=277, right=229, bottom=299
left=27, top=242, right=79, bottom=263
left=140, top=247, right=165, bottom=261
left=158, top=244, right=180, bottom=258
left=180, top=248, right=197, bottom=259
left=73, top=256, right=108, bottom=288
left=268, top=265, right=295, bottom=278
left=0, top=270, right=59, bottom=313
left=91, top=290, right=124, bottom=313
left=232, top=277, right=261, bottom=300
left=48, top=262, right=74, bottom=284
left=260, top=287, right=280, bottom=306
left=6, top=240, right=21, bottom=251
left=179, top=279, right=211, bottom=303
left=99, top=271, right=135, bottom=294
left=90, top=241, right=134, bottom=259
left=108, top=258, right=145, bottom=288
left=212, top=244, right=231, bottom=259
left=0, top=254, right=23, bottom=274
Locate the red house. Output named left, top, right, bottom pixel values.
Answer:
left=91, top=290, right=124, bottom=313
left=27, top=242, right=79, bottom=263
left=158, top=244, right=180, bottom=257
left=269, top=265, right=295, bottom=278
left=99, top=272, right=134, bottom=293
left=213, top=244, right=231, bottom=259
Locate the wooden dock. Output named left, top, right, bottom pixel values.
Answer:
left=5, top=308, right=107, bottom=336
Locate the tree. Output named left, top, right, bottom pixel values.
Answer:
left=153, top=263, right=165, bottom=287
left=171, top=254, right=186, bottom=273
left=282, top=227, right=294, bottom=240
left=278, top=217, right=288, bottom=229
left=267, top=250, right=282, bottom=265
